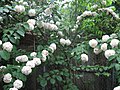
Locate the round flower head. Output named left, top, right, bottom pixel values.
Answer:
left=27, top=19, right=36, bottom=26
left=93, top=48, right=102, bottom=55
left=44, top=8, right=52, bottom=16
left=104, top=50, right=115, bottom=59
left=57, top=31, right=64, bottom=37
left=81, top=54, right=88, bottom=62
left=89, top=39, right=98, bottom=48
left=33, top=58, right=41, bottom=66
left=60, top=38, right=66, bottom=46
left=2, top=42, right=13, bottom=52
left=113, top=86, right=120, bottom=90
left=15, top=5, right=25, bottom=13
left=110, top=33, right=118, bottom=39
left=110, top=39, right=119, bottom=48
left=30, top=52, right=37, bottom=57
left=0, top=40, right=2, bottom=45
left=101, top=43, right=108, bottom=51
left=26, top=61, right=35, bottom=68
left=65, top=39, right=71, bottom=46
left=21, top=66, right=32, bottom=75
left=9, top=87, right=18, bottom=90
left=41, top=55, right=47, bottom=62
left=15, top=55, right=28, bottom=63
left=3, top=73, right=12, bottom=83
left=13, top=79, right=23, bottom=89
left=102, top=35, right=110, bottom=42
left=28, top=9, right=36, bottom=17
left=42, top=50, right=49, bottom=56
left=49, top=43, right=56, bottom=50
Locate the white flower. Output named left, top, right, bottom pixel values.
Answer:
left=110, top=39, right=119, bottom=48
left=0, top=40, right=2, bottom=45
left=113, top=86, right=120, bottom=90
left=28, top=9, right=36, bottom=17
left=27, top=19, right=36, bottom=26
left=60, top=38, right=66, bottom=46
left=101, top=0, right=106, bottom=5
left=91, top=4, right=98, bottom=9
left=2, top=42, right=13, bottom=52
left=101, top=43, right=108, bottom=51
left=15, top=5, right=25, bottom=13
left=57, top=31, right=64, bottom=37
left=41, top=55, right=47, bottom=62
left=33, top=58, right=41, bottom=66
left=3, top=73, right=12, bottom=83
left=22, top=2, right=28, bottom=6
left=30, top=52, right=37, bottom=57
left=26, top=61, right=35, bottom=68
left=89, top=39, right=98, bottom=48
left=49, top=43, right=56, bottom=50
left=0, top=66, right=6, bottom=69
left=102, top=35, right=110, bottom=42
left=81, top=54, right=88, bottom=62
left=21, top=66, right=32, bottom=75
left=0, top=16, right=3, bottom=22
left=110, top=33, right=118, bottom=39
left=9, top=87, right=18, bottom=90
left=74, top=24, right=78, bottom=29
left=15, top=55, right=28, bottom=63
left=65, top=39, right=71, bottom=46
left=42, top=50, right=49, bottom=56
left=104, top=50, right=115, bottom=59
left=44, top=8, right=52, bottom=16
left=28, top=23, right=34, bottom=31
left=13, top=79, right=23, bottom=89
left=94, top=48, right=102, bottom=54
left=56, top=21, right=61, bottom=26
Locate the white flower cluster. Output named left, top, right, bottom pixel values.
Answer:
left=110, top=39, right=119, bottom=48
left=81, top=54, right=88, bottom=62
left=49, top=43, right=57, bottom=53
left=89, top=34, right=118, bottom=58
left=102, top=35, right=110, bottom=42
left=15, top=5, right=25, bottom=13
left=44, top=4, right=54, bottom=16
left=57, top=31, right=64, bottom=37
left=30, top=52, right=37, bottom=57
left=13, top=79, right=23, bottom=89
left=28, top=9, right=36, bottom=17
left=44, top=8, right=52, bottom=16
left=3, top=73, right=12, bottom=83
left=98, top=7, right=119, bottom=19
left=60, top=38, right=71, bottom=46
left=41, top=21, right=58, bottom=31
left=27, top=19, right=36, bottom=31
left=77, top=11, right=98, bottom=23
left=21, top=57, right=41, bottom=75
left=16, top=55, right=28, bottom=63
left=89, top=39, right=98, bottom=48
left=105, top=50, right=115, bottom=59
left=113, top=86, right=120, bottom=90
left=2, top=42, right=13, bottom=52
left=9, top=87, right=18, bottom=90
left=41, top=50, right=49, bottom=62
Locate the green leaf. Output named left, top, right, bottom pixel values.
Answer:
left=115, top=64, right=120, bottom=71
left=9, top=37, right=16, bottom=44
left=16, top=29, right=25, bottom=37
left=50, top=78, right=56, bottom=85
left=40, top=78, right=47, bottom=87
left=56, top=76, right=62, bottom=81
left=0, top=50, right=10, bottom=60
